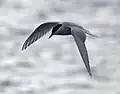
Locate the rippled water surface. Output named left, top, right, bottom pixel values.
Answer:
left=0, top=0, right=120, bottom=94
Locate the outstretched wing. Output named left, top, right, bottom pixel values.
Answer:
left=71, top=27, right=92, bottom=77
left=22, top=22, right=58, bottom=50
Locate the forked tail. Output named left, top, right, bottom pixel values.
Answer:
left=85, top=30, right=100, bottom=38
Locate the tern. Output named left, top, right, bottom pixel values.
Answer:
left=22, top=21, right=98, bottom=77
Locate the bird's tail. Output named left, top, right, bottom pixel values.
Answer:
left=84, top=30, right=100, bottom=38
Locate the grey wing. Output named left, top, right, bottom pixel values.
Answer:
left=22, top=22, right=58, bottom=50
left=71, top=28, right=92, bottom=77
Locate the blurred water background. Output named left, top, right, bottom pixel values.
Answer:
left=0, top=0, right=120, bottom=94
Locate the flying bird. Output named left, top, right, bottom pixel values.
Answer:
left=22, top=21, right=98, bottom=77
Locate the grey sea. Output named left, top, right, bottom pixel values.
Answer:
left=0, top=0, right=120, bottom=94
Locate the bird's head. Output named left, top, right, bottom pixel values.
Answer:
left=48, top=23, right=62, bottom=39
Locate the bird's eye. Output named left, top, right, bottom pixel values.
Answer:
left=52, top=24, right=62, bottom=33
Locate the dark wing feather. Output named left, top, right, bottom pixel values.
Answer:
left=22, top=22, right=58, bottom=50
left=71, top=28, right=92, bottom=77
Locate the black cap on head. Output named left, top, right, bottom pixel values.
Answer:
left=48, top=23, right=62, bottom=39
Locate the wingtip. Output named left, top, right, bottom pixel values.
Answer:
left=21, top=45, right=26, bottom=51
left=89, top=72, right=92, bottom=77
left=87, top=68, right=92, bottom=77
left=21, top=47, right=24, bottom=51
